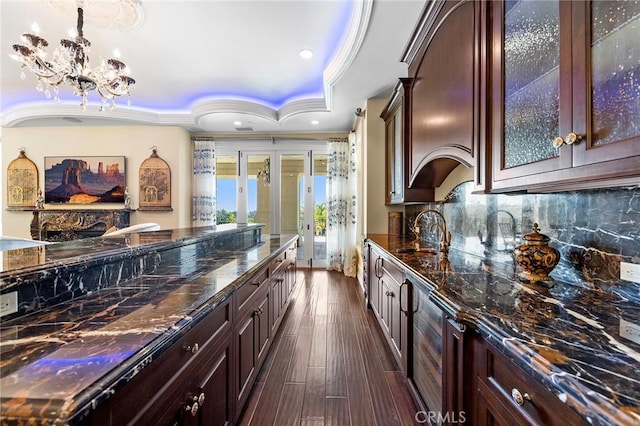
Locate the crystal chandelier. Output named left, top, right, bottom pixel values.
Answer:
left=11, top=0, right=135, bottom=110
left=257, top=158, right=270, bottom=185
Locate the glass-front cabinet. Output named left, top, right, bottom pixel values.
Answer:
left=490, top=0, right=640, bottom=191
left=381, top=80, right=405, bottom=205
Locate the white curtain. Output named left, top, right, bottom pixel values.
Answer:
left=192, top=138, right=216, bottom=227
left=326, top=133, right=358, bottom=277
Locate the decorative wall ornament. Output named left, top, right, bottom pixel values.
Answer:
left=7, top=148, right=38, bottom=208
left=138, top=146, right=171, bottom=211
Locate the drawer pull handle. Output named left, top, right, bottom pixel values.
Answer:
left=252, top=281, right=260, bottom=286
left=511, top=388, right=531, bottom=406
left=185, top=398, right=199, bottom=416
left=184, top=343, right=199, bottom=354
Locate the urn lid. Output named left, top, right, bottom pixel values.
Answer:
left=521, top=223, right=550, bottom=245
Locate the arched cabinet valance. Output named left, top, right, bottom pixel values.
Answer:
left=138, top=147, right=172, bottom=211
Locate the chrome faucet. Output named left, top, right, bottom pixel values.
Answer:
left=412, top=209, right=452, bottom=256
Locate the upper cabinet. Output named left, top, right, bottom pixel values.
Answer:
left=381, top=79, right=434, bottom=204
left=489, top=0, right=640, bottom=191
left=402, top=0, right=479, bottom=192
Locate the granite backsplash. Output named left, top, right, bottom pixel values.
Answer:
left=405, top=182, right=640, bottom=296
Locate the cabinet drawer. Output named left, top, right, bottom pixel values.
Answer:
left=480, top=341, right=586, bottom=426
left=271, top=250, right=287, bottom=275
left=380, top=255, right=404, bottom=285
left=234, top=265, right=269, bottom=313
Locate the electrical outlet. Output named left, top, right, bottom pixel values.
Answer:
left=620, top=262, right=640, bottom=284
left=620, top=319, right=640, bottom=345
left=0, top=292, right=18, bottom=317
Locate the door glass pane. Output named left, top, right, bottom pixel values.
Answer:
left=280, top=154, right=304, bottom=239
left=591, top=1, right=640, bottom=146
left=248, top=154, right=271, bottom=234
left=313, top=154, right=327, bottom=264
left=503, top=0, right=560, bottom=168
left=215, top=155, right=237, bottom=225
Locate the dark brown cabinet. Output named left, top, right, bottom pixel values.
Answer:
left=91, top=299, right=233, bottom=426
left=380, top=79, right=434, bottom=204
left=368, top=244, right=410, bottom=373
left=471, top=334, right=587, bottom=426
left=234, top=267, right=271, bottom=413
left=489, top=0, right=640, bottom=192
left=401, top=0, right=479, bottom=192
left=91, top=240, right=297, bottom=426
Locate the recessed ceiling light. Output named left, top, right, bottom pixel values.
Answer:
left=311, top=120, right=319, bottom=125
left=299, top=49, right=314, bottom=59
left=233, top=121, right=242, bottom=126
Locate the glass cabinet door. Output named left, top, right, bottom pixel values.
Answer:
left=492, top=0, right=570, bottom=188
left=492, top=0, right=640, bottom=190
left=385, top=105, right=404, bottom=205
left=572, top=0, right=640, bottom=166
left=502, top=0, right=561, bottom=169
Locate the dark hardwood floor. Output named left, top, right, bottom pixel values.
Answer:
left=238, top=270, right=421, bottom=426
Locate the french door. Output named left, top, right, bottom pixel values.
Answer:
left=215, top=142, right=327, bottom=268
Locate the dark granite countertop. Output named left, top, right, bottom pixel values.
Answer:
left=0, top=227, right=296, bottom=424
left=367, top=234, right=640, bottom=426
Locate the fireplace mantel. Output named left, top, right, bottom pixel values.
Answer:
left=31, top=209, right=131, bottom=242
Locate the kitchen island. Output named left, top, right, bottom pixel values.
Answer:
left=366, top=234, right=640, bottom=426
left=0, top=224, right=298, bottom=425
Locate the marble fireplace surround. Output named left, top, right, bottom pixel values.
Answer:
left=30, top=209, right=131, bottom=242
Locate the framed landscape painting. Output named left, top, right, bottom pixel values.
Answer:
left=44, top=156, right=126, bottom=204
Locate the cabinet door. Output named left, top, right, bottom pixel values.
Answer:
left=369, top=254, right=382, bottom=318
left=380, top=277, right=392, bottom=335
left=571, top=1, right=640, bottom=169
left=491, top=0, right=640, bottom=191
left=256, top=291, right=271, bottom=364
left=385, top=105, right=404, bottom=205
left=388, top=277, right=409, bottom=373
left=236, top=311, right=258, bottom=407
left=196, top=334, right=232, bottom=426
left=270, top=276, right=283, bottom=334
left=491, top=0, right=567, bottom=189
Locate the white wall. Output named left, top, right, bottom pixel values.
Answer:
left=364, top=98, right=391, bottom=234
left=2, top=126, right=192, bottom=238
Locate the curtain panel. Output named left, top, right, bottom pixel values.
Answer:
left=192, top=138, right=216, bottom=227
left=326, top=133, right=358, bottom=277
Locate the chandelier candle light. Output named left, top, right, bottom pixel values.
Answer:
left=11, top=0, right=135, bottom=110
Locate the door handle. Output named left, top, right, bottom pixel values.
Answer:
left=399, top=279, right=409, bottom=314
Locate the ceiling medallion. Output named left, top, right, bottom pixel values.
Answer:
left=46, top=0, right=144, bottom=30
left=10, top=0, right=136, bottom=110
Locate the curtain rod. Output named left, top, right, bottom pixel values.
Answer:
left=351, top=108, right=365, bottom=132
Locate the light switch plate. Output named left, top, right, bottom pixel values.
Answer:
left=620, top=318, right=640, bottom=345
left=620, top=262, right=640, bottom=284
left=0, top=291, right=18, bottom=317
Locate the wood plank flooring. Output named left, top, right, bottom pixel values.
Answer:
left=238, top=270, right=421, bottom=426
